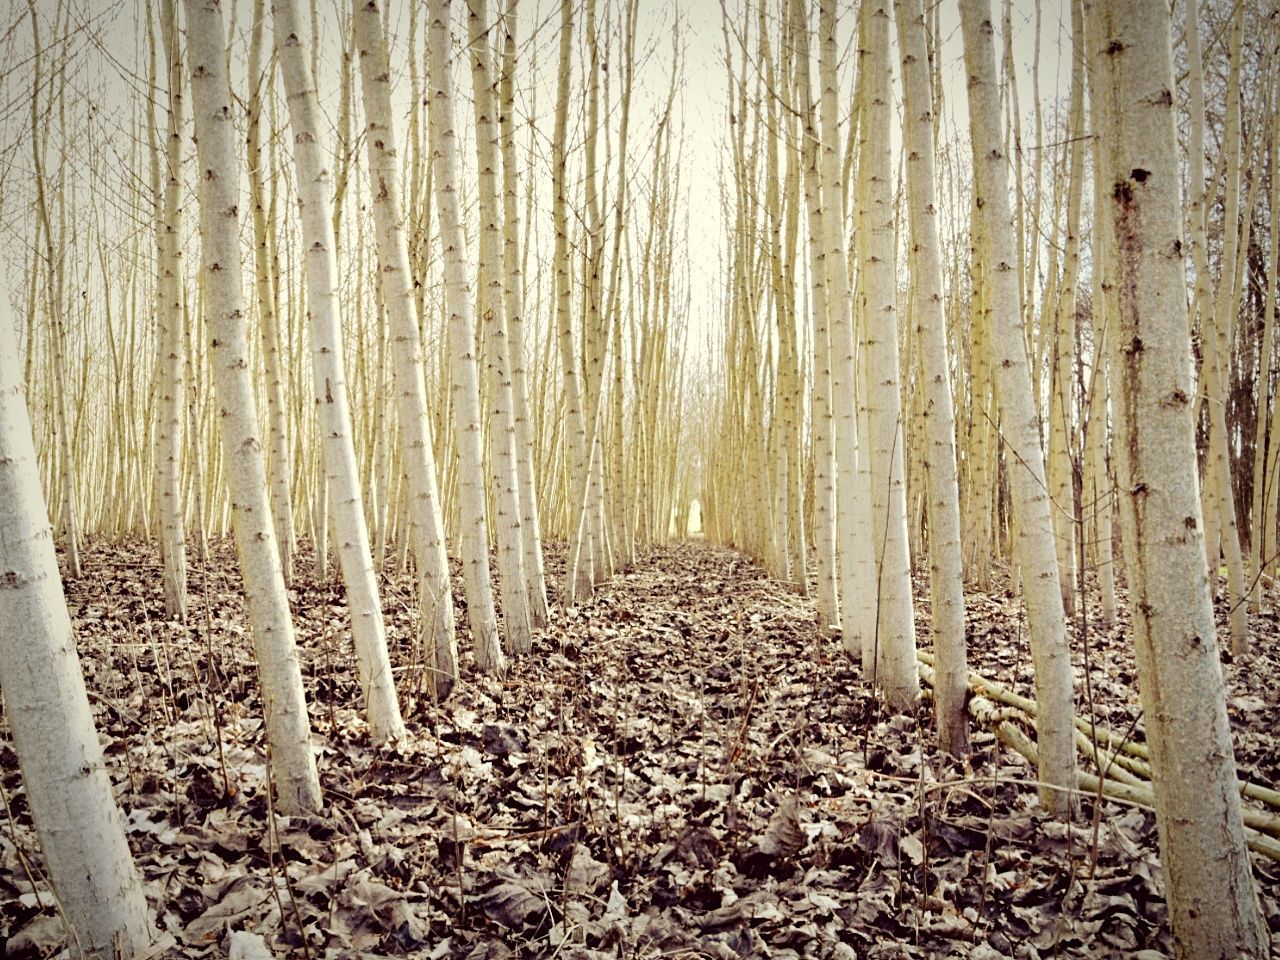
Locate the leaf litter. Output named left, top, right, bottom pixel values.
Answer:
left=0, top=540, right=1277, bottom=958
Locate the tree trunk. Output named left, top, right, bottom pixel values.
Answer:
left=467, top=0, right=533, bottom=656
left=153, top=0, right=187, bottom=619
left=426, top=0, right=506, bottom=673
left=894, top=0, right=967, bottom=751
left=273, top=0, right=406, bottom=741
left=0, top=287, right=153, bottom=959
left=184, top=0, right=321, bottom=814
left=959, top=0, right=1077, bottom=814
left=498, top=0, right=550, bottom=628
left=817, top=0, right=877, bottom=666
left=552, top=0, right=595, bottom=604
left=247, top=0, right=297, bottom=585
left=854, top=0, right=920, bottom=712
left=353, top=0, right=460, bottom=699
left=1091, top=0, right=1267, bottom=952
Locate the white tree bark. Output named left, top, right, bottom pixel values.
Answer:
left=28, top=13, right=81, bottom=581
left=467, top=0, right=533, bottom=656
left=153, top=0, right=187, bottom=620
left=854, top=0, right=919, bottom=712
left=353, top=0, right=460, bottom=699
left=817, top=0, right=877, bottom=666
left=0, top=283, right=153, bottom=960
left=894, top=0, right=966, bottom=751
left=959, top=0, right=1077, bottom=814
left=1047, top=0, right=1087, bottom=616
left=552, top=0, right=595, bottom=605
left=791, top=0, right=840, bottom=636
left=184, top=0, right=321, bottom=814
left=1188, top=0, right=1248, bottom=653
left=273, top=0, right=406, bottom=742
left=427, top=0, right=506, bottom=673
left=247, top=0, right=297, bottom=585
left=498, top=0, right=550, bottom=629
left=1091, top=1, right=1267, bottom=953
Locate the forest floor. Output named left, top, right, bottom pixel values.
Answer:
left=1, top=540, right=1278, bottom=959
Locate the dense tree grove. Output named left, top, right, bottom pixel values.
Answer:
left=0, top=0, right=1277, bottom=957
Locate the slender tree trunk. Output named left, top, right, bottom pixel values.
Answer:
left=247, top=0, right=296, bottom=585
left=817, top=0, right=877, bottom=666
left=1248, top=97, right=1277, bottom=612
left=1091, top=1, right=1266, bottom=953
left=1048, top=0, right=1087, bottom=616
left=153, top=0, right=187, bottom=619
left=467, top=0, right=533, bottom=656
left=959, top=0, right=1076, bottom=814
left=1262, top=80, right=1280, bottom=585
left=552, top=0, right=595, bottom=604
left=184, top=0, right=321, bottom=813
left=426, top=0, right=506, bottom=672
left=353, top=0, right=459, bottom=699
left=498, top=0, right=550, bottom=628
left=29, top=10, right=81, bottom=580
left=273, top=0, right=406, bottom=741
left=895, top=0, right=966, bottom=751
left=854, top=0, right=919, bottom=711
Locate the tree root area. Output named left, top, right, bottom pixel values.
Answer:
left=1, top=540, right=1277, bottom=958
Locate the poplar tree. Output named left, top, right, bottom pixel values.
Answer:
left=854, top=0, right=919, bottom=711
left=894, top=0, right=966, bottom=751
left=353, top=0, right=460, bottom=697
left=273, top=0, right=406, bottom=741
left=958, top=0, right=1076, bottom=814
left=427, top=0, right=506, bottom=673
left=498, top=0, right=551, bottom=628
left=152, top=0, right=187, bottom=619
left=184, top=0, right=321, bottom=813
left=1091, top=0, right=1266, bottom=952
left=0, top=283, right=153, bottom=960
left=467, top=0, right=533, bottom=656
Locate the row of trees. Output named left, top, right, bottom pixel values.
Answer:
left=14, top=0, right=693, bottom=621
left=1, top=0, right=689, bottom=954
left=702, top=0, right=1273, bottom=955
left=0, top=0, right=1274, bottom=957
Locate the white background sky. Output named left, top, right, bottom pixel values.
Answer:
left=0, top=0, right=1074, bottom=367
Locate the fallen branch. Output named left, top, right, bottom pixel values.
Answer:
left=917, top=662, right=1280, bottom=860
left=917, top=651, right=1280, bottom=815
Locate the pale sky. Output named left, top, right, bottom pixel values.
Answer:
left=0, top=0, right=1073, bottom=373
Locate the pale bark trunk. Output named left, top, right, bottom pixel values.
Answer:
left=818, top=0, right=877, bottom=665
left=1091, top=1, right=1267, bottom=953
left=353, top=0, right=460, bottom=699
left=184, top=0, right=321, bottom=814
left=273, top=0, right=406, bottom=741
left=29, top=12, right=81, bottom=581
left=0, top=291, right=153, bottom=959
left=895, top=0, right=966, bottom=751
left=153, top=0, right=187, bottom=620
left=247, top=0, right=296, bottom=585
left=1048, top=0, right=1086, bottom=616
left=793, top=0, right=839, bottom=635
left=466, top=0, right=533, bottom=656
left=426, top=0, right=506, bottom=672
left=498, top=0, right=550, bottom=629
left=552, top=0, right=594, bottom=604
left=855, top=0, right=920, bottom=712
left=959, top=0, right=1076, bottom=814
left=1209, top=3, right=1248, bottom=652
left=1262, top=79, right=1280, bottom=586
